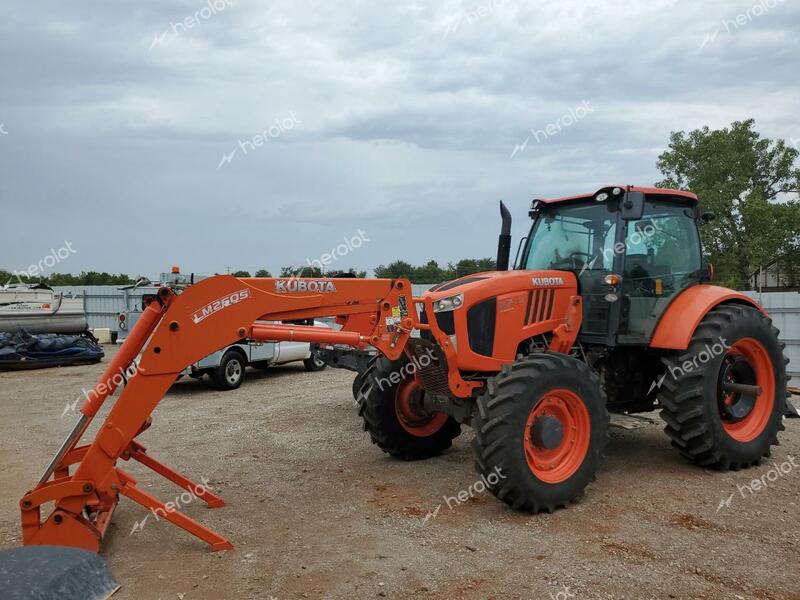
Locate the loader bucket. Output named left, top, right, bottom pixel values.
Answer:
left=0, top=546, right=119, bottom=600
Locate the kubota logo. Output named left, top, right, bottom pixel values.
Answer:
left=274, top=279, right=337, bottom=293
left=532, top=276, right=564, bottom=287
left=191, top=289, right=250, bottom=324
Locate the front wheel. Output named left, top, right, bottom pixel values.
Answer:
left=358, top=356, right=461, bottom=460
left=211, top=350, right=246, bottom=390
left=472, top=353, right=609, bottom=512
left=658, top=304, right=787, bottom=469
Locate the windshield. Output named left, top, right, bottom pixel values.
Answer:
left=523, top=201, right=617, bottom=272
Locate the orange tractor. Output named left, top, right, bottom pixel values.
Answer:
left=20, top=185, right=789, bottom=552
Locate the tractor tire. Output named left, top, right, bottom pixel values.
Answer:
left=352, top=356, right=379, bottom=402
left=358, top=356, right=461, bottom=460
left=658, top=304, right=788, bottom=469
left=472, top=353, right=609, bottom=512
left=211, top=350, right=246, bottom=391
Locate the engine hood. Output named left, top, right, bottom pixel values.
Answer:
left=422, top=270, right=577, bottom=300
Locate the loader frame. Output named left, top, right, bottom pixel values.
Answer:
left=21, top=275, right=492, bottom=552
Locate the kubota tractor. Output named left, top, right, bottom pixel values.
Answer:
left=21, top=185, right=789, bottom=552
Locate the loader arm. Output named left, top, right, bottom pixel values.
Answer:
left=21, top=275, right=468, bottom=553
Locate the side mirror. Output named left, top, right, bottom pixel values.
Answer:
left=698, top=260, right=714, bottom=282
left=700, top=212, right=715, bottom=225
left=621, top=191, right=645, bottom=220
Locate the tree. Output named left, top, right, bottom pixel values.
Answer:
left=327, top=268, right=367, bottom=278
left=373, top=260, right=414, bottom=280
left=0, top=269, right=139, bottom=286
left=231, top=270, right=251, bottom=277
left=280, top=265, right=323, bottom=278
left=450, top=258, right=496, bottom=278
left=656, top=119, right=800, bottom=289
left=413, top=260, right=445, bottom=284
left=254, top=269, right=272, bottom=278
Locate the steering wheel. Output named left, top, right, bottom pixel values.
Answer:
left=550, top=251, right=592, bottom=270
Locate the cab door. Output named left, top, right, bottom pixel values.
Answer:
left=617, top=200, right=702, bottom=344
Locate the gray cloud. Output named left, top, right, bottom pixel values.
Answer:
left=1, top=0, right=798, bottom=277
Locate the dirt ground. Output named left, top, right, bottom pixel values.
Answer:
left=1, top=346, right=798, bottom=600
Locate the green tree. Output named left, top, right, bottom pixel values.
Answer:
left=373, top=260, right=414, bottom=280
left=656, top=119, right=800, bottom=289
left=450, top=258, right=496, bottom=278
left=231, top=270, right=251, bottom=277
left=280, top=265, right=324, bottom=278
left=327, top=268, right=367, bottom=278
left=254, top=269, right=272, bottom=278
left=413, top=260, right=445, bottom=284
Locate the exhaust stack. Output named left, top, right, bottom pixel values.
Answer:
left=496, top=201, right=512, bottom=271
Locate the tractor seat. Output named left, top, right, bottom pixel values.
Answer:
left=624, top=255, right=672, bottom=295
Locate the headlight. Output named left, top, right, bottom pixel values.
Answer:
left=433, top=293, right=464, bottom=313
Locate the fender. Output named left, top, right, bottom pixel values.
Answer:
left=649, top=285, right=766, bottom=350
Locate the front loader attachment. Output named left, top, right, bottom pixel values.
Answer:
left=20, top=275, right=419, bottom=553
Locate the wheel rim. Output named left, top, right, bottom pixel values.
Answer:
left=717, top=337, right=774, bottom=442
left=394, top=378, right=448, bottom=438
left=226, top=359, right=242, bottom=385
left=524, top=388, right=591, bottom=484
left=313, top=354, right=325, bottom=368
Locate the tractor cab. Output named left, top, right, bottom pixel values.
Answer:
left=520, top=186, right=706, bottom=346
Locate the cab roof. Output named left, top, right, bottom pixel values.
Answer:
left=537, top=185, right=698, bottom=205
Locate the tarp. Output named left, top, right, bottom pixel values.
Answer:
left=0, top=546, right=119, bottom=600
left=0, top=330, right=104, bottom=370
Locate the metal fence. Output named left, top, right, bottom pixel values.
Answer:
left=744, top=290, right=800, bottom=383
left=54, top=284, right=800, bottom=382
left=51, top=286, right=152, bottom=332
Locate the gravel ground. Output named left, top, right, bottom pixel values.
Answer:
left=0, top=347, right=798, bottom=600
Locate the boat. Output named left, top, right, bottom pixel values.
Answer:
left=0, top=284, right=88, bottom=334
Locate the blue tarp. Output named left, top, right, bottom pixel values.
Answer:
left=0, top=330, right=104, bottom=370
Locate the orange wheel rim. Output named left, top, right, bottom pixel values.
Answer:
left=718, top=337, right=774, bottom=442
left=524, top=388, right=591, bottom=484
left=394, top=378, right=448, bottom=438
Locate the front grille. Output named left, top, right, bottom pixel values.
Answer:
left=467, top=297, right=496, bottom=357
left=406, top=338, right=450, bottom=395
left=525, top=288, right=556, bottom=324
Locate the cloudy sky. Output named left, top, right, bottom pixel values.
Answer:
left=1, top=0, right=798, bottom=278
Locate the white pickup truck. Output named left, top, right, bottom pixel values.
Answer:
left=184, top=319, right=329, bottom=390
left=116, top=279, right=330, bottom=390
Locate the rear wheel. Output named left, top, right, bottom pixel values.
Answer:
left=472, top=353, right=609, bottom=512
left=211, top=350, right=246, bottom=390
left=358, top=356, right=461, bottom=460
left=658, top=304, right=787, bottom=469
